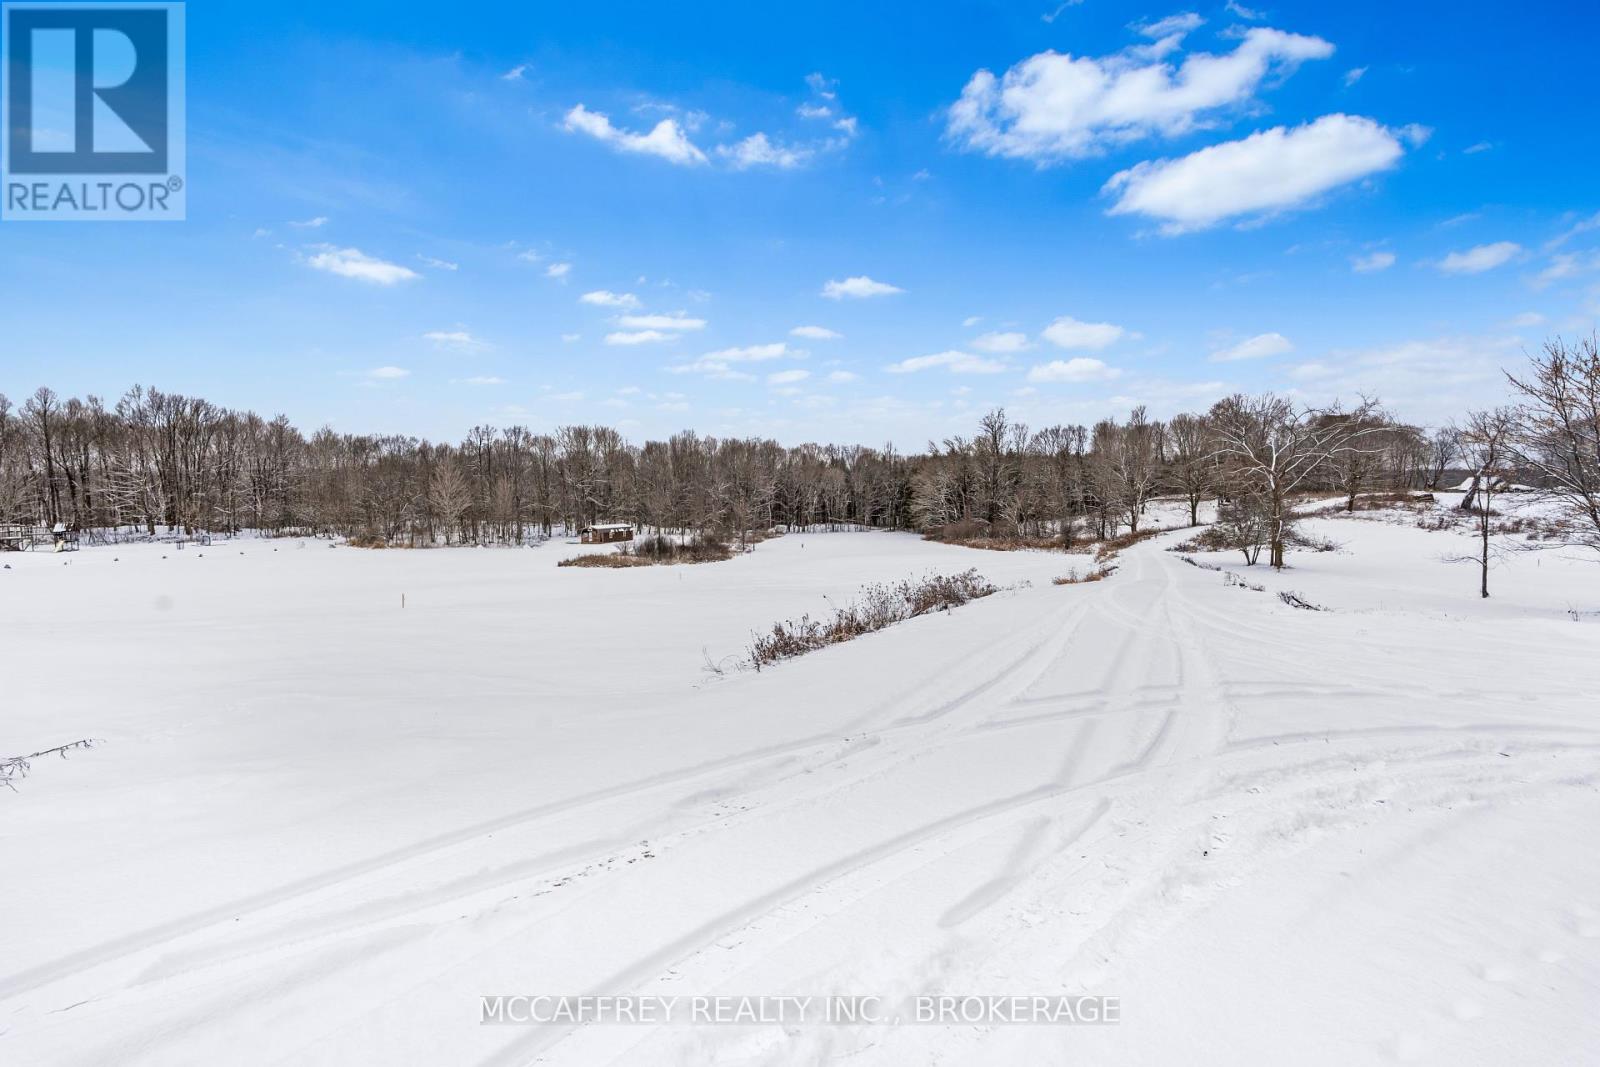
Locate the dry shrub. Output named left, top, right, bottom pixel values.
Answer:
left=1093, top=527, right=1160, bottom=564
left=558, top=553, right=653, bottom=568
left=923, top=517, right=1072, bottom=552
left=347, top=533, right=389, bottom=549
left=748, top=569, right=997, bottom=670
left=1053, top=565, right=1114, bottom=585
left=1285, top=529, right=1341, bottom=553
left=1170, top=526, right=1232, bottom=553
left=560, top=534, right=733, bottom=568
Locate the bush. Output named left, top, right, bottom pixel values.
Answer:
left=748, top=569, right=997, bottom=669
left=559, top=533, right=733, bottom=568
left=922, top=517, right=1072, bottom=552
left=1093, top=528, right=1160, bottom=563
left=1053, top=565, right=1114, bottom=584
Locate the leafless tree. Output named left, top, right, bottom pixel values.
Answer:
left=1452, top=407, right=1518, bottom=598
left=1507, top=335, right=1600, bottom=555
left=1208, top=393, right=1383, bottom=568
left=1165, top=412, right=1214, bottom=526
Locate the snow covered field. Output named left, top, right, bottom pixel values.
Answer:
left=3, top=516, right=1599, bottom=1066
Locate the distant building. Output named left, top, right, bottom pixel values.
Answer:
left=580, top=522, right=635, bottom=544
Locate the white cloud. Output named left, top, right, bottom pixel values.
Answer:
left=972, top=330, right=1032, bottom=353
left=365, top=366, right=410, bottom=380
left=545, top=262, right=572, bottom=280
left=1546, top=211, right=1600, bottom=250
left=798, top=103, right=833, bottom=120
left=1041, top=316, right=1126, bottom=350
left=717, top=132, right=812, bottom=169
left=822, top=275, right=905, bottom=299
left=768, top=369, right=811, bottom=385
left=669, top=343, right=797, bottom=378
left=502, top=64, right=528, bottom=82
left=962, top=315, right=983, bottom=327
left=1134, top=13, right=1205, bottom=39
left=1026, top=358, right=1120, bottom=383
left=1041, top=1, right=1085, bottom=24
left=563, top=104, right=707, bottom=166
left=605, top=330, right=671, bottom=346
left=1104, top=114, right=1407, bottom=233
left=290, top=216, right=329, bottom=229
left=1343, top=66, right=1367, bottom=86
left=791, top=325, right=842, bottom=340
left=1509, top=311, right=1545, bottom=328
left=561, top=333, right=581, bottom=342
left=616, top=312, right=707, bottom=331
left=454, top=376, right=506, bottom=386
left=1284, top=335, right=1520, bottom=422
left=1463, top=141, right=1493, bottom=155
left=885, top=350, right=1007, bottom=374
left=580, top=289, right=642, bottom=309
left=1209, top=331, right=1292, bottom=362
left=423, top=329, right=488, bottom=351
left=701, top=342, right=792, bottom=362
left=1351, top=250, right=1396, bottom=273
left=1530, top=252, right=1595, bottom=288
left=947, top=27, right=1333, bottom=163
left=552, top=391, right=584, bottom=402
left=1225, top=0, right=1263, bottom=17
left=418, top=254, right=458, bottom=271
left=827, top=370, right=859, bottom=383
left=304, top=246, right=419, bottom=285
left=1437, top=241, right=1522, bottom=274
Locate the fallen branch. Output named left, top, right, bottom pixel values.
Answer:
left=1, top=739, right=102, bottom=792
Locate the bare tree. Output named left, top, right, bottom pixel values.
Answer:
left=1208, top=393, right=1383, bottom=568
left=1165, top=412, right=1214, bottom=526
left=1507, top=336, right=1600, bottom=555
left=428, top=457, right=472, bottom=545
left=1425, top=425, right=1460, bottom=491
left=1453, top=408, right=1518, bottom=598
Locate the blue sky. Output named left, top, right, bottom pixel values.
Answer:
left=4, top=0, right=1599, bottom=444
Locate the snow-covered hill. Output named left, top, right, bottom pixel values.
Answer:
left=2, top=527, right=1597, bottom=1065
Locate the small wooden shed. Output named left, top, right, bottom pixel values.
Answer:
left=580, top=522, right=635, bottom=544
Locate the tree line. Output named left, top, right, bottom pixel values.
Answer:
left=2, top=337, right=1596, bottom=571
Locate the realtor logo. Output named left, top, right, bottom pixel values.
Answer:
left=2, top=2, right=185, bottom=220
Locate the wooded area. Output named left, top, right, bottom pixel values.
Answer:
left=2, top=337, right=1595, bottom=566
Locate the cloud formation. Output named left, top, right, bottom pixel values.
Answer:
left=580, top=290, right=642, bottom=309
left=564, top=104, right=707, bottom=166
left=617, top=313, right=707, bottom=331
left=1103, top=114, right=1407, bottom=233
left=1437, top=241, right=1522, bottom=274
left=1209, top=331, right=1292, bottom=362
left=971, top=330, right=1032, bottom=353
left=947, top=26, right=1333, bottom=163
left=1350, top=250, right=1396, bottom=273
left=1041, top=316, right=1126, bottom=350
left=885, top=350, right=1006, bottom=374
left=822, top=275, right=905, bottom=299
left=717, top=133, right=812, bottom=169
left=423, top=329, right=488, bottom=351
left=1026, top=357, right=1120, bottom=383
left=791, top=325, right=842, bottom=340
left=305, top=246, right=419, bottom=285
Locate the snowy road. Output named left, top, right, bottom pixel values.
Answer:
left=3, top=530, right=1598, bottom=1065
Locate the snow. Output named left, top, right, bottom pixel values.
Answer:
left=2, top=520, right=1598, bottom=1065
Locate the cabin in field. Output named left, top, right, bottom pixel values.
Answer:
left=580, top=522, right=635, bottom=544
